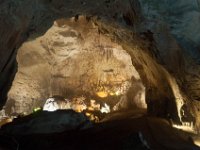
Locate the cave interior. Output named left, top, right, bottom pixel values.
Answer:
left=0, top=0, right=200, bottom=150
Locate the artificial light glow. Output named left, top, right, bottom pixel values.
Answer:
left=115, top=90, right=120, bottom=96
left=96, top=90, right=122, bottom=98
left=172, top=124, right=196, bottom=133
left=165, top=71, right=184, bottom=121
left=88, top=100, right=100, bottom=111
left=43, top=98, right=59, bottom=112
left=33, top=107, right=41, bottom=112
left=96, top=91, right=108, bottom=98
left=71, top=103, right=87, bottom=113
left=43, top=96, right=112, bottom=122
left=109, top=92, right=115, bottom=96
left=85, top=112, right=91, bottom=117
left=100, top=103, right=110, bottom=113
left=194, top=139, right=200, bottom=147
left=0, top=118, right=13, bottom=127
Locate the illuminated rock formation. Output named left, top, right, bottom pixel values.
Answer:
left=0, top=0, right=200, bottom=133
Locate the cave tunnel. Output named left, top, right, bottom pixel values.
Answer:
left=0, top=0, right=200, bottom=150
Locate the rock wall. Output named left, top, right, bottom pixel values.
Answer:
left=6, top=17, right=141, bottom=114
left=138, top=0, right=200, bottom=130
left=0, top=0, right=200, bottom=128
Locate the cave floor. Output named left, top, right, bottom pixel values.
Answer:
left=0, top=110, right=200, bottom=150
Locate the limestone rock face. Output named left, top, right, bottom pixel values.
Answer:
left=139, top=0, right=200, bottom=100
left=0, top=0, right=200, bottom=129
left=138, top=0, right=200, bottom=129
left=113, top=79, right=146, bottom=111
left=6, top=17, right=141, bottom=114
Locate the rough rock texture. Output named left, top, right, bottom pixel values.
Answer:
left=138, top=0, right=200, bottom=130
left=113, top=79, right=146, bottom=111
left=6, top=17, right=142, bottom=114
left=0, top=0, right=200, bottom=130
left=0, top=113, right=199, bottom=150
left=1, top=110, right=92, bottom=135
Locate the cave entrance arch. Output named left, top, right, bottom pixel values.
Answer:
left=5, top=16, right=147, bottom=116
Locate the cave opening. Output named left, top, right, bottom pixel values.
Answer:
left=0, top=14, right=197, bottom=131
left=3, top=16, right=147, bottom=122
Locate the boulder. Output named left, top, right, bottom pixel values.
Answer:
left=1, top=110, right=92, bottom=135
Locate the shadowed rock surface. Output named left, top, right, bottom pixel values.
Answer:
left=0, top=0, right=200, bottom=149
left=0, top=111, right=199, bottom=150
left=0, top=110, right=92, bottom=135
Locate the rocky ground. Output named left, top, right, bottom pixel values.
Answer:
left=0, top=110, right=199, bottom=150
